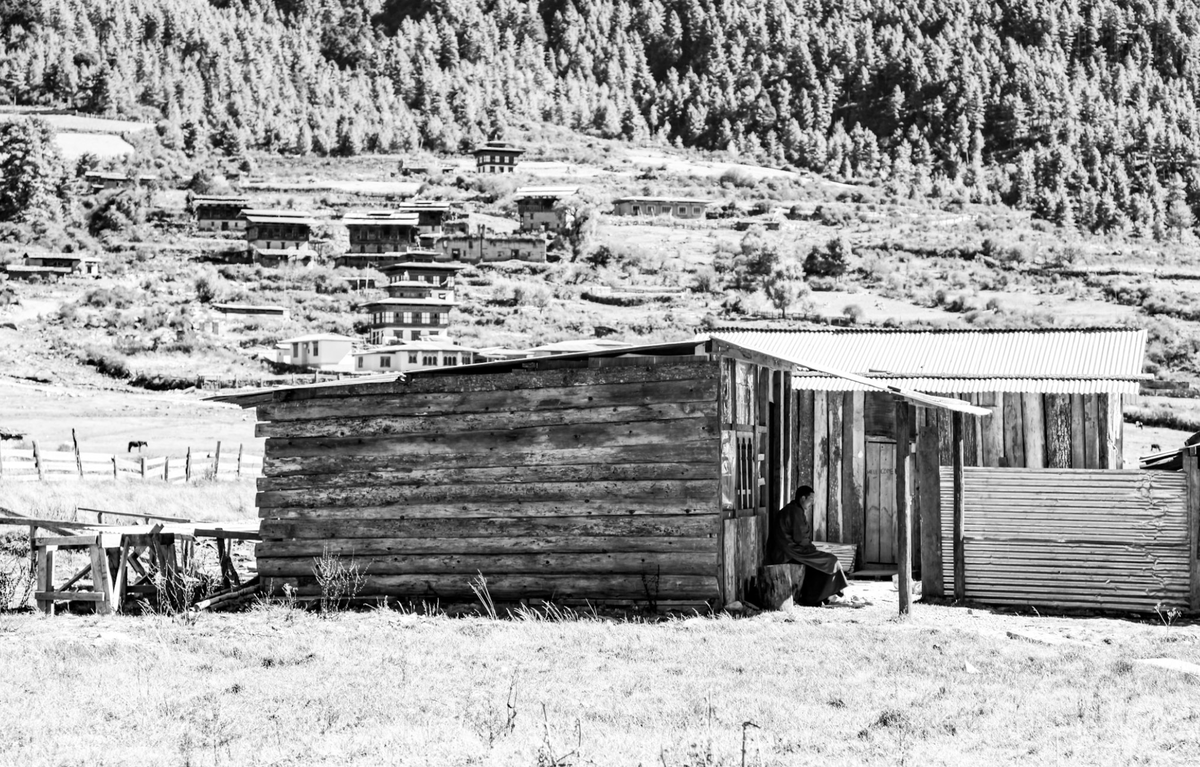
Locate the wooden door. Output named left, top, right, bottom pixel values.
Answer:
left=865, top=438, right=897, bottom=565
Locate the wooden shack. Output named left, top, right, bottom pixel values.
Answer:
left=223, top=334, right=999, bottom=610
left=713, top=328, right=1148, bottom=570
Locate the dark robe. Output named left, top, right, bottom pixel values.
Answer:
left=766, top=499, right=849, bottom=606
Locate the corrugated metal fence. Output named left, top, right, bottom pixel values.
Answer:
left=939, top=468, right=1194, bottom=612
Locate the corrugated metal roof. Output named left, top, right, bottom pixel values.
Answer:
left=516, top=186, right=578, bottom=198
left=790, top=376, right=1140, bottom=395
left=715, top=329, right=1146, bottom=393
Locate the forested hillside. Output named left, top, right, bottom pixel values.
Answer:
left=4, top=0, right=1200, bottom=236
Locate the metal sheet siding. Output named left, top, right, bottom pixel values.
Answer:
left=718, top=329, right=1146, bottom=392
left=939, top=468, right=1190, bottom=612
left=790, top=376, right=1139, bottom=394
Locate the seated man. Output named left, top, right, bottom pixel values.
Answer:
left=766, top=485, right=849, bottom=606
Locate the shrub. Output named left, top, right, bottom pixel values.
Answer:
left=804, top=238, right=851, bottom=279
left=80, top=345, right=131, bottom=379
left=843, top=304, right=865, bottom=323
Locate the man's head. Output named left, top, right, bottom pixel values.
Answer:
left=796, top=485, right=815, bottom=511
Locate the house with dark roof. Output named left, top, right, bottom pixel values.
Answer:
left=473, top=140, right=524, bottom=173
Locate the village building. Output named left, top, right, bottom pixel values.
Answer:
left=1, top=254, right=102, bottom=281
left=278, top=333, right=358, bottom=372
left=193, top=195, right=250, bottom=232
left=242, top=209, right=318, bottom=266
left=211, top=303, right=291, bottom=321
left=612, top=196, right=713, bottom=219
left=341, top=210, right=420, bottom=256
left=473, top=140, right=524, bottom=173
left=351, top=339, right=480, bottom=374
left=82, top=171, right=159, bottom=193
left=397, top=201, right=454, bottom=235
left=221, top=327, right=1150, bottom=612
left=514, top=186, right=578, bottom=232
left=424, top=233, right=548, bottom=263
left=361, top=254, right=463, bottom=344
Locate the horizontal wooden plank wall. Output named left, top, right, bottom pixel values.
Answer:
left=255, top=362, right=723, bottom=605
left=938, top=468, right=1192, bottom=612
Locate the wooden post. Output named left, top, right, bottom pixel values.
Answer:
left=214, top=441, right=222, bottom=478
left=32, top=441, right=43, bottom=481
left=758, top=564, right=806, bottom=610
left=71, top=429, right=83, bottom=478
left=140, top=456, right=147, bottom=479
left=237, top=443, right=244, bottom=478
left=163, top=455, right=170, bottom=482
left=185, top=447, right=192, bottom=483
left=952, top=411, right=966, bottom=601
left=35, top=546, right=55, bottom=615
left=1184, top=447, right=1200, bottom=612
left=895, top=400, right=914, bottom=616
left=917, top=408, right=943, bottom=599
left=89, top=543, right=114, bottom=615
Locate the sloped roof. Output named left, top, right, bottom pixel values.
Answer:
left=713, top=328, right=1148, bottom=394
left=282, top=333, right=358, bottom=344
left=241, top=209, right=317, bottom=225
left=515, top=186, right=579, bottom=198
left=341, top=211, right=420, bottom=226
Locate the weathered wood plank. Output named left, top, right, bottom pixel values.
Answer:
left=962, top=395, right=979, bottom=467
left=826, top=392, right=844, bottom=543
left=1099, top=393, right=1122, bottom=469
left=259, top=377, right=719, bottom=424
left=1003, top=393, right=1025, bottom=468
left=769, top=371, right=784, bottom=516
left=265, top=417, right=717, bottom=459
left=257, top=462, right=716, bottom=492
left=798, top=390, right=815, bottom=489
left=1070, top=394, right=1087, bottom=469
left=1022, top=393, right=1045, bottom=469
left=263, top=442, right=716, bottom=478
left=812, top=393, right=828, bottom=540
left=259, top=514, right=720, bottom=540
left=257, top=479, right=718, bottom=510
left=260, top=499, right=718, bottom=521
left=896, top=402, right=914, bottom=615
left=865, top=441, right=881, bottom=563
left=258, top=551, right=717, bottom=577
left=259, top=361, right=718, bottom=407
left=1084, top=394, right=1100, bottom=469
left=722, top=518, right=737, bottom=604
left=937, top=405, right=952, bottom=466
left=1044, top=394, right=1072, bottom=469
left=257, top=401, right=717, bottom=439
left=260, top=536, right=717, bottom=558
left=978, top=392, right=1003, bottom=468
left=843, top=391, right=866, bottom=557
left=917, top=408, right=942, bottom=598
left=952, top=410, right=965, bottom=601
left=279, top=573, right=720, bottom=600
left=787, top=385, right=798, bottom=497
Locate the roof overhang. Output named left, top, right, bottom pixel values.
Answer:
left=710, top=334, right=992, bottom=417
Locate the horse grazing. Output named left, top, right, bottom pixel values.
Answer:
left=1150, top=443, right=1162, bottom=453
left=127, top=440, right=148, bottom=452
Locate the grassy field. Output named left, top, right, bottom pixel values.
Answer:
left=0, top=582, right=1196, bottom=766
left=0, top=477, right=256, bottom=525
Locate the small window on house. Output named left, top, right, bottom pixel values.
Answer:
left=423, top=355, right=437, bottom=366
left=678, top=206, right=686, bottom=215
left=408, top=352, right=418, bottom=364
left=356, top=357, right=364, bottom=369
left=648, top=206, right=656, bottom=215
left=311, top=341, right=320, bottom=356
left=403, top=312, right=413, bottom=324
left=444, top=355, right=457, bottom=366
left=380, top=356, right=392, bottom=368
left=693, top=206, right=701, bottom=215
left=421, top=312, right=431, bottom=325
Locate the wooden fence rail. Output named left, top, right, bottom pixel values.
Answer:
left=0, top=441, right=262, bottom=484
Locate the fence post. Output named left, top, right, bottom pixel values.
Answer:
left=237, top=443, right=244, bottom=477
left=185, top=447, right=192, bottom=483
left=953, top=411, right=966, bottom=601
left=1185, top=446, right=1200, bottom=612
left=895, top=400, right=915, bottom=617
left=214, top=441, right=222, bottom=479
left=32, top=441, right=43, bottom=481
left=72, top=429, right=83, bottom=478
left=140, top=456, right=146, bottom=479
left=163, top=455, right=170, bottom=482
left=112, top=455, right=118, bottom=480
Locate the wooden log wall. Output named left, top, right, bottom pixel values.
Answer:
left=937, top=467, right=1193, bottom=612
left=253, top=362, right=723, bottom=606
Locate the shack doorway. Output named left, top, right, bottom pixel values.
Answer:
left=864, top=437, right=897, bottom=565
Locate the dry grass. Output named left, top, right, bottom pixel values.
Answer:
left=0, top=478, right=256, bottom=524
left=0, top=584, right=1197, bottom=765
